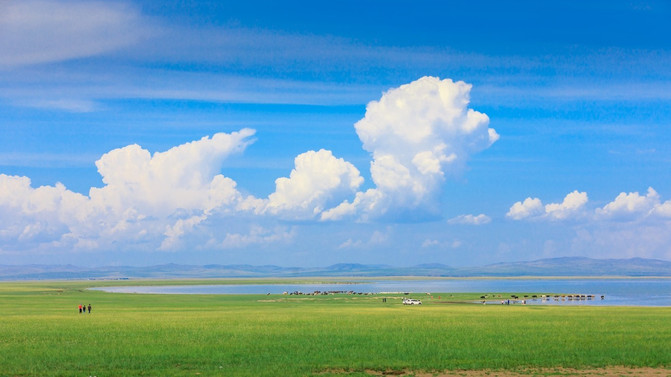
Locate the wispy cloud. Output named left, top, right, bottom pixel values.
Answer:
left=448, top=214, right=491, bottom=225
left=219, top=226, right=296, bottom=250
left=3, top=3, right=670, bottom=113
left=0, top=0, right=153, bottom=67
left=0, top=152, right=101, bottom=168
left=0, top=68, right=380, bottom=111
left=338, top=230, right=389, bottom=250
left=478, top=81, right=671, bottom=104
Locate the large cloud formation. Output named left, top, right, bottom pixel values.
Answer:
left=0, top=130, right=257, bottom=252
left=322, top=77, right=499, bottom=221
left=0, top=77, right=499, bottom=254
left=92, top=129, right=255, bottom=217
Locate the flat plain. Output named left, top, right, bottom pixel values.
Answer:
left=0, top=280, right=669, bottom=376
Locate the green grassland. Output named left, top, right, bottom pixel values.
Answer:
left=0, top=280, right=669, bottom=377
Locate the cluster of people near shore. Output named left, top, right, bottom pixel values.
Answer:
left=78, top=304, right=91, bottom=314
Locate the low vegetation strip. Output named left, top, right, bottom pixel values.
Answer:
left=320, top=367, right=671, bottom=376
left=0, top=281, right=669, bottom=377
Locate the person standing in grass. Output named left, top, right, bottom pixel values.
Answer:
left=78, top=304, right=82, bottom=313
left=87, top=304, right=91, bottom=313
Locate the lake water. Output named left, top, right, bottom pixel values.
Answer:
left=91, top=278, right=671, bottom=306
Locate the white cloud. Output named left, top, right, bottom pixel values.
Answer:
left=596, top=187, right=660, bottom=220
left=0, top=0, right=152, bottom=67
left=2, top=77, right=503, bottom=256
left=1, top=77, right=493, bottom=253
left=321, top=189, right=384, bottom=222
left=324, top=76, right=498, bottom=221
left=262, top=149, right=363, bottom=219
left=91, top=129, right=255, bottom=217
left=508, top=191, right=588, bottom=221
left=448, top=214, right=491, bottom=225
left=652, top=200, right=671, bottom=218
left=0, top=175, right=88, bottom=246
left=503, top=187, right=671, bottom=260
left=507, top=197, right=544, bottom=220
left=544, top=191, right=589, bottom=220
left=159, top=215, right=207, bottom=251
left=0, top=130, right=256, bottom=253
left=557, top=188, right=671, bottom=260
left=509, top=188, right=671, bottom=223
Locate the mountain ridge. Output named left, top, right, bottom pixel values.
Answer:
left=1, top=257, right=670, bottom=280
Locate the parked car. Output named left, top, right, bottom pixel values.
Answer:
left=402, top=298, right=422, bottom=305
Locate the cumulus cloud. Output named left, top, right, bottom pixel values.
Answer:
left=321, top=189, right=383, bottom=222
left=262, top=149, right=363, bottom=219
left=653, top=200, right=671, bottom=218
left=0, top=175, right=89, bottom=248
left=507, top=197, right=544, bottom=220
left=323, top=76, right=498, bottom=221
left=0, top=130, right=257, bottom=253
left=596, top=187, right=660, bottom=220
left=91, top=129, right=255, bottom=217
left=508, top=191, right=588, bottom=221
left=0, top=77, right=506, bottom=256
left=0, top=77, right=502, bottom=254
left=448, top=214, right=491, bottom=225
left=0, top=0, right=152, bottom=67
left=555, top=189, right=671, bottom=260
left=6, top=70, right=669, bottom=262
left=544, top=191, right=589, bottom=220
left=159, top=215, right=207, bottom=251
left=509, top=188, right=671, bottom=226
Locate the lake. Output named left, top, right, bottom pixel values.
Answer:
left=91, top=278, right=671, bottom=306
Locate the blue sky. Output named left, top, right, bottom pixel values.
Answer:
left=1, top=0, right=670, bottom=267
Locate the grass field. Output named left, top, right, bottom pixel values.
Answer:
left=0, top=280, right=669, bottom=376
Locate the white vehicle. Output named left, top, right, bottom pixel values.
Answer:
left=402, top=298, right=422, bottom=305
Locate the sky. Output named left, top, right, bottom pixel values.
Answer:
left=1, top=0, right=671, bottom=267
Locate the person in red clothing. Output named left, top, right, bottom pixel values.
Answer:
left=78, top=304, right=82, bottom=313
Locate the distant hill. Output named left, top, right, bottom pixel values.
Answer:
left=1, top=257, right=670, bottom=280
left=458, top=257, right=671, bottom=277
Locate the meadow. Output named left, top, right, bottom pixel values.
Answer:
left=0, top=280, right=669, bottom=376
